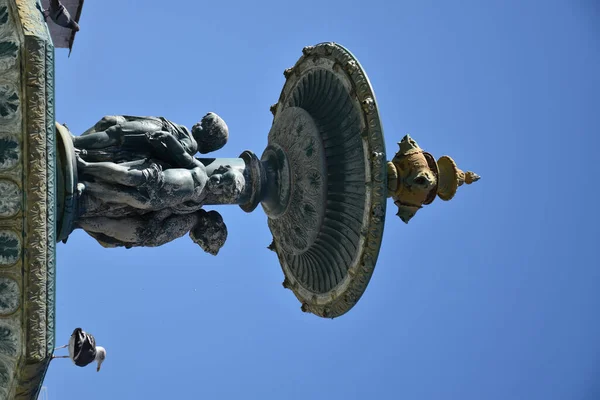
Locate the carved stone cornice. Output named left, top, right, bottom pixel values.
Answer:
left=0, top=1, right=55, bottom=398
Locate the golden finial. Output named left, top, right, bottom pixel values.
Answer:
left=436, top=155, right=481, bottom=201
left=386, top=135, right=480, bottom=223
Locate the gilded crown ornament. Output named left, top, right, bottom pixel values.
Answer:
left=387, top=135, right=480, bottom=223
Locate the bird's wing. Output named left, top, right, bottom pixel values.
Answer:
left=70, top=330, right=98, bottom=366
left=69, top=328, right=85, bottom=360
left=86, top=332, right=96, bottom=350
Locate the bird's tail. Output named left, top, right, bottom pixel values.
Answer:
left=71, top=327, right=83, bottom=336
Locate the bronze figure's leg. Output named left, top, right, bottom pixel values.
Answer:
left=72, top=125, right=126, bottom=149
left=78, top=158, right=146, bottom=186
left=76, top=217, right=142, bottom=244
left=80, top=116, right=125, bottom=136
left=82, top=181, right=151, bottom=210
left=73, top=120, right=162, bottom=149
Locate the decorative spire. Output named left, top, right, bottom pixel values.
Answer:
left=386, top=135, right=480, bottom=223
left=463, top=171, right=481, bottom=185
left=436, top=156, right=480, bottom=201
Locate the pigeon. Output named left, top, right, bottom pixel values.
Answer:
left=43, top=0, right=80, bottom=32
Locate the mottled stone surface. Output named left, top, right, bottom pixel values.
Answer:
left=0, top=85, right=18, bottom=119
left=0, top=358, right=10, bottom=400
left=0, top=134, right=19, bottom=170
left=0, top=231, right=19, bottom=266
left=0, top=180, right=19, bottom=217
left=0, top=322, right=19, bottom=357
left=0, top=40, right=19, bottom=70
left=0, top=278, right=19, bottom=315
left=0, top=0, right=55, bottom=399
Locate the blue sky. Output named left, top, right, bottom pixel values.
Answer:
left=43, top=1, right=600, bottom=399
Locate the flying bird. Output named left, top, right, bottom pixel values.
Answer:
left=43, top=0, right=80, bottom=32
left=53, top=328, right=106, bottom=372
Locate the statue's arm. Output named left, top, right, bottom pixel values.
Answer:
left=147, top=132, right=201, bottom=168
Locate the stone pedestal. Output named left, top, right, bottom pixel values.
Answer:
left=0, top=0, right=55, bottom=398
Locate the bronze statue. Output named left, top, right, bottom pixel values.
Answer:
left=73, top=112, right=228, bottom=166
left=68, top=112, right=239, bottom=255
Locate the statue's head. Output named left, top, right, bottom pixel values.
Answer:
left=190, top=210, right=228, bottom=255
left=207, top=166, right=245, bottom=204
left=192, top=112, right=229, bottom=154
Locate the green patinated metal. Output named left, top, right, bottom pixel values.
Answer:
left=263, top=43, right=388, bottom=318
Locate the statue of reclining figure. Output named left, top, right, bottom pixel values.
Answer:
left=72, top=112, right=229, bottom=167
